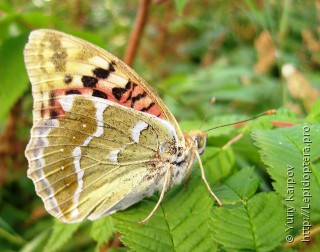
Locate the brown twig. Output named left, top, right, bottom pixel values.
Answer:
left=124, top=0, right=152, bottom=66
left=98, top=232, right=121, bottom=252
left=111, top=232, right=122, bottom=248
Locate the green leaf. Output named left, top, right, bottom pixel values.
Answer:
left=0, top=217, right=25, bottom=245
left=252, top=124, right=320, bottom=222
left=213, top=167, right=260, bottom=204
left=0, top=33, right=29, bottom=122
left=20, top=228, right=51, bottom=252
left=201, top=146, right=235, bottom=185
left=307, top=98, right=320, bottom=122
left=210, top=192, right=285, bottom=251
left=44, top=220, right=82, bottom=252
left=0, top=2, right=13, bottom=12
left=0, top=13, right=20, bottom=39
left=112, top=172, right=217, bottom=252
left=225, top=167, right=260, bottom=199
left=91, top=216, right=114, bottom=249
left=174, top=0, right=189, bottom=14
left=20, top=12, right=57, bottom=29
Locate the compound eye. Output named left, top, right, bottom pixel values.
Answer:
left=189, top=130, right=206, bottom=155
left=196, top=135, right=205, bottom=149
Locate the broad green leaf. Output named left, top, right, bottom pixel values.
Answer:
left=224, top=167, right=260, bottom=199
left=214, top=168, right=260, bottom=204
left=202, top=146, right=235, bottom=185
left=91, top=216, right=114, bottom=250
left=252, top=125, right=320, bottom=222
left=44, top=220, right=82, bottom=252
left=210, top=192, right=285, bottom=251
left=113, top=172, right=217, bottom=252
left=0, top=33, right=29, bottom=122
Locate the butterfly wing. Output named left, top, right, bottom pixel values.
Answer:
left=24, top=29, right=184, bottom=143
left=26, top=95, right=179, bottom=222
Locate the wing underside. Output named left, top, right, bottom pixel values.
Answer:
left=26, top=95, right=178, bottom=222
left=24, top=29, right=183, bottom=142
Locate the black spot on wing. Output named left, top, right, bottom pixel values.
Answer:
left=112, top=87, right=126, bottom=101
left=49, top=109, right=58, bottom=119
left=123, top=81, right=133, bottom=102
left=49, top=92, right=55, bottom=106
left=93, top=68, right=110, bottom=79
left=81, top=76, right=98, bottom=88
left=109, top=61, right=116, bottom=72
left=64, top=74, right=73, bottom=84
left=125, top=82, right=137, bottom=102
left=66, top=90, right=81, bottom=95
left=140, top=102, right=155, bottom=112
left=92, top=89, right=108, bottom=99
left=125, top=81, right=132, bottom=90
left=131, top=92, right=147, bottom=108
left=125, top=91, right=132, bottom=102
left=41, top=103, right=45, bottom=117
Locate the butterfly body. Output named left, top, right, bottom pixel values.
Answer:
left=25, top=30, right=210, bottom=223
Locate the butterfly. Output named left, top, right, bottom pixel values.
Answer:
left=24, top=29, right=221, bottom=224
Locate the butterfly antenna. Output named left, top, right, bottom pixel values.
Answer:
left=195, top=151, right=222, bottom=206
left=204, top=109, right=277, bottom=133
left=199, top=97, right=216, bottom=130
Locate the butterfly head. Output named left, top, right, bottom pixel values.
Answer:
left=189, top=130, right=207, bottom=155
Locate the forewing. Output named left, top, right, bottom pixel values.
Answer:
left=24, top=29, right=183, bottom=142
left=25, top=95, right=179, bottom=222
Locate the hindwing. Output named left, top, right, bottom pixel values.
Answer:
left=25, top=95, right=179, bottom=222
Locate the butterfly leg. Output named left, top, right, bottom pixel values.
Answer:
left=138, top=166, right=172, bottom=224
left=195, top=151, right=223, bottom=206
left=183, top=172, right=192, bottom=190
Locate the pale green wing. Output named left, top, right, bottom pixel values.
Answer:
left=25, top=95, right=179, bottom=223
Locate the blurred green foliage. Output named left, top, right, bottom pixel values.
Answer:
left=0, top=0, right=319, bottom=251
